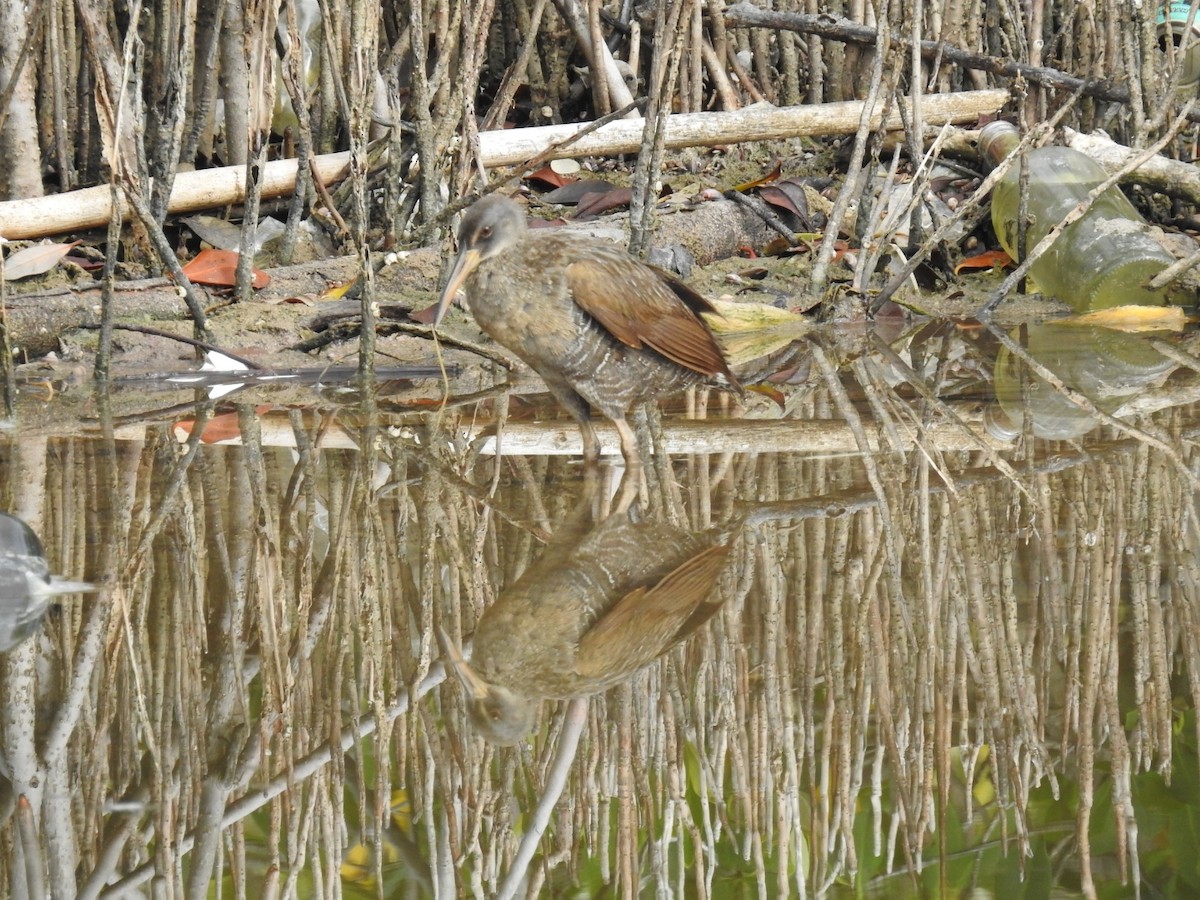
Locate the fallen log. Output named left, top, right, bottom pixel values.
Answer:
left=1, top=197, right=776, bottom=361
left=1063, top=127, right=1200, bottom=207
left=0, top=91, right=1008, bottom=241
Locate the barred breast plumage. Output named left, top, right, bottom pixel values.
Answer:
left=434, top=195, right=739, bottom=470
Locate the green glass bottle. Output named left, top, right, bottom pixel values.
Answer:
left=979, top=120, right=1188, bottom=310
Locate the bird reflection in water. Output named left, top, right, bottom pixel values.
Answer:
left=440, top=487, right=736, bottom=745
left=433, top=195, right=740, bottom=476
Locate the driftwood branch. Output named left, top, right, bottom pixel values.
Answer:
left=0, top=91, right=1007, bottom=241
left=469, top=89, right=1007, bottom=165
left=0, top=153, right=351, bottom=241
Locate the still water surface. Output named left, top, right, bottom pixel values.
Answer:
left=1, top=322, right=1199, bottom=898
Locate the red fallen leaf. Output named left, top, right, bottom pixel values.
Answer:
left=182, top=248, right=271, bottom=289
left=409, top=302, right=439, bottom=324
left=758, top=183, right=810, bottom=220
left=745, top=383, right=787, bottom=408
left=955, top=249, right=1012, bottom=274
left=731, top=162, right=782, bottom=193
left=543, top=179, right=615, bottom=204
left=64, top=253, right=105, bottom=271
left=760, top=236, right=822, bottom=257
left=737, top=245, right=759, bottom=259
left=830, top=243, right=853, bottom=263
left=761, top=237, right=792, bottom=256
left=174, top=412, right=243, bottom=443
left=525, top=166, right=573, bottom=190
left=175, top=406, right=273, bottom=443
left=765, top=365, right=801, bottom=383
left=574, top=186, right=632, bottom=219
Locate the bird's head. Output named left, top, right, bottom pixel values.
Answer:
left=465, top=684, right=539, bottom=746
left=433, top=196, right=528, bottom=327
left=438, top=625, right=539, bottom=745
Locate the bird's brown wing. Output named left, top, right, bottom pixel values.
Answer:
left=566, top=255, right=736, bottom=383
left=574, top=542, right=733, bottom=680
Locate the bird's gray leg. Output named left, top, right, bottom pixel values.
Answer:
left=578, top=419, right=602, bottom=465
left=542, top=379, right=601, bottom=464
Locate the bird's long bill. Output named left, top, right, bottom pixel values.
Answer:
left=45, top=577, right=98, bottom=596
left=436, top=625, right=489, bottom=700
left=433, top=248, right=482, bottom=327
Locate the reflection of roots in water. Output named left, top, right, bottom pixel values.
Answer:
left=7, top=400, right=1200, bottom=896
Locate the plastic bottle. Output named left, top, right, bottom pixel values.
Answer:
left=1157, top=2, right=1200, bottom=98
left=978, top=120, right=1188, bottom=310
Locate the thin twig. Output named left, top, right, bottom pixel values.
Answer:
left=495, top=698, right=589, bottom=900
left=78, top=323, right=267, bottom=370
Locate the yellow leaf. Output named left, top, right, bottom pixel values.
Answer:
left=1065, top=304, right=1189, bottom=332
left=701, top=298, right=812, bottom=365
left=321, top=277, right=359, bottom=301
left=701, top=297, right=806, bottom=332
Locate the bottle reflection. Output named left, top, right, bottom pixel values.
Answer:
left=440, top=501, right=735, bottom=745
left=986, top=323, right=1177, bottom=440
left=0, top=512, right=96, bottom=652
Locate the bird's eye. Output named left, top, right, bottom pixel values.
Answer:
left=479, top=225, right=493, bottom=240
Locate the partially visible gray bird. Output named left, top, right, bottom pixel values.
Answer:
left=0, top=512, right=96, bottom=652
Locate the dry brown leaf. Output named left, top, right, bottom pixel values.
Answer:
left=3, top=241, right=81, bottom=280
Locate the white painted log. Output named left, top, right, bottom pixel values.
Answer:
left=0, top=90, right=1008, bottom=240
left=475, top=89, right=1008, bottom=166
left=130, top=412, right=1009, bottom=454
